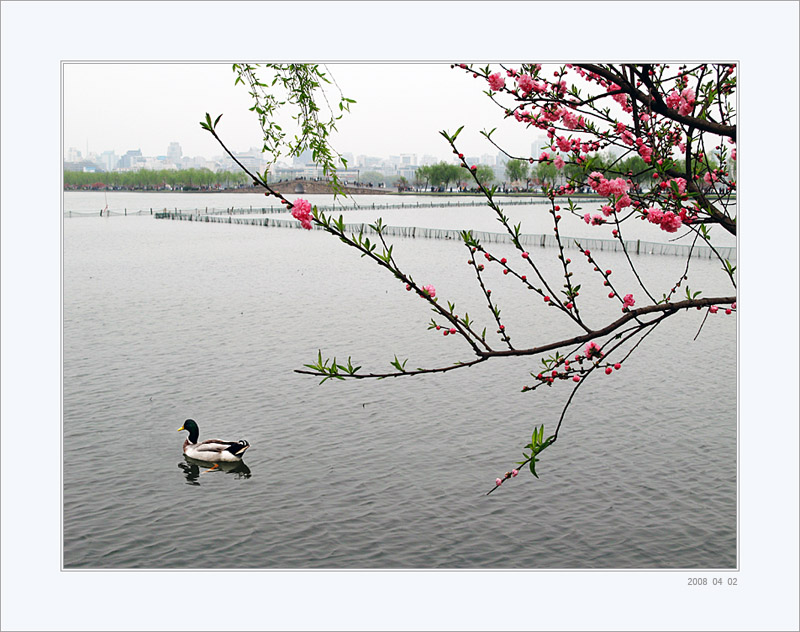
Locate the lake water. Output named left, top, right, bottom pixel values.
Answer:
left=63, top=192, right=737, bottom=569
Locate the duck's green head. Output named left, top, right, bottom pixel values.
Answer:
left=178, top=419, right=199, bottom=443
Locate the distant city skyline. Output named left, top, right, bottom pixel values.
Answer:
left=63, top=63, right=547, bottom=166
left=63, top=138, right=521, bottom=186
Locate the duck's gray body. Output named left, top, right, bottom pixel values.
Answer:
left=178, top=419, right=250, bottom=463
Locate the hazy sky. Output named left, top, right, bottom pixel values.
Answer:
left=64, top=62, right=545, bottom=163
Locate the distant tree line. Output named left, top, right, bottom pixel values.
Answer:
left=503, top=153, right=723, bottom=192
left=63, top=168, right=252, bottom=191
left=413, top=162, right=495, bottom=191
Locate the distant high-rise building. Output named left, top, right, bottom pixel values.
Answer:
left=100, top=150, right=117, bottom=171
left=118, top=149, right=143, bottom=169
left=293, top=149, right=314, bottom=166
left=167, top=142, right=182, bottom=164
left=530, top=137, right=548, bottom=159
left=66, top=147, right=82, bottom=162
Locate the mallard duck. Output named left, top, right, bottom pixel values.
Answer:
left=178, top=419, right=250, bottom=467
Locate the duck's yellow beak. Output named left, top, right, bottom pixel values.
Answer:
left=178, top=426, right=184, bottom=432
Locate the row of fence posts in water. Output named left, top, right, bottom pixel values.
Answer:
left=66, top=198, right=541, bottom=218
left=150, top=208, right=736, bottom=261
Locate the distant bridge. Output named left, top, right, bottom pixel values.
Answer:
left=268, top=179, right=393, bottom=195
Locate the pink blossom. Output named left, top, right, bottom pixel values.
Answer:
left=665, top=89, right=682, bottom=110
left=539, top=151, right=550, bottom=162
left=659, top=211, right=682, bottom=233
left=542, top=107, right=561, bottom=123
left=584, top=341, right=602, bottom=359
left=605, top=177, right=629, bottom=196
left=667, top=88, right=696, bottom=116
left=488, top=72, right=505, bottom=91
left=608, top=83, right=631, bottom=111
left=516, top=74, right=534, bottom=94
left=621, top=130, right=635, bottom=146
left=291, top=198, right=314, bottom=230
left=645, top=206, right=683, bottom=233
left=511, top=469, right=519, bottom=477
left=554, top=156, right=565, bottom=170
left=679, top=88, right=696, bottom=115
left=670, top=177, right=688, bottom=195
left=555, top=136, right=572, bottom=153
left=645, top=207, right=664, bottom=224
left=422, top=284, right=436, bottom=298
left=601, top=205, right=615, bottom=217
left=562, top=111, right=580, bottom=130
left=588, top=172, right=605, bottom=191
left=531, top=79, right=546, bottom=93
left=709, top=306, right=719, bottom=314
left=623, top=294, right=635, bottom=308
left=615, top=194, right=632, bottom=211
left=495, top=478, right=503, bottom=486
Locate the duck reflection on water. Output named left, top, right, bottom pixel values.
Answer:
left=178, top=456, right=252, bottom=485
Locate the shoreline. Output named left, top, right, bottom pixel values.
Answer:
left=64, top=187, right=607, bottom=199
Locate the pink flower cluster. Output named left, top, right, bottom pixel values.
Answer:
left=516, top=74, right=545, bottom=95
left=666, top=87, right=696, bottom=116
left=635, top=137, right=653, bottom=163
left=608, top=83, right=632, bottom=113
left=488, top=72, right=505, bottom=91
left=587, top=172, right=632, bottom=212
left=588, top=172, right=628, bottom=197
left=584, top=341, right=603, bottom=360
left=561, top=111, right=581, bottom=130
left=583, top=213, right=605, bottom=225
left=671, top=177, right=687, bottom=195
left=622, top=293, right=635, bottom=308
left=291, top=198, right=313, bottom=230
left=645, top=207, right=683, bottom=233
left=555, top=136, right=572, bottom=152
left=422, top=284, right=436, bottom=298
left=621, top=129, right=635, bottom=146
